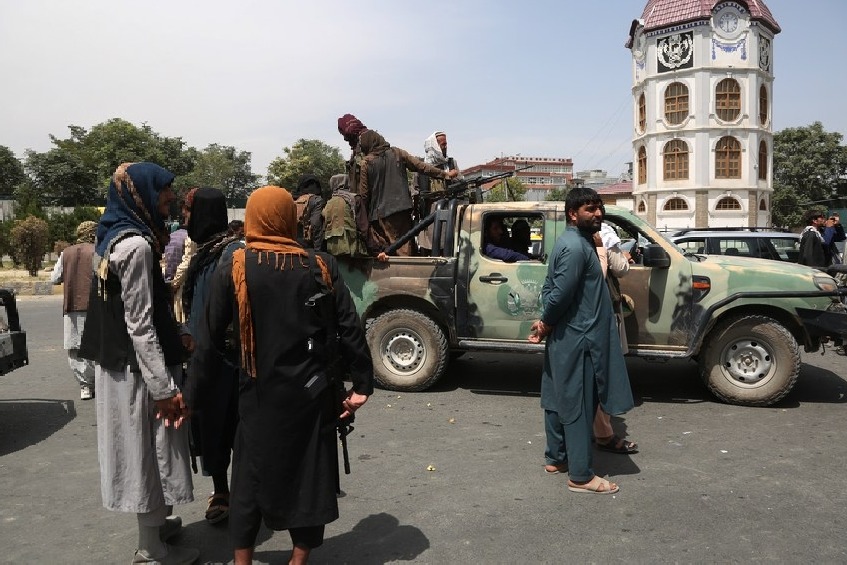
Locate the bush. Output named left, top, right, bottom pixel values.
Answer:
left=11, top=215, right=50, bottom=276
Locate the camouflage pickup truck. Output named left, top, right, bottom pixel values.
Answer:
left=337, top=202, right=846, bottom=407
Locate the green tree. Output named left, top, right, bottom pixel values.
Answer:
left=266, top=139, right=344, bottom=196
left=0, top=145, right=26, bottom=197
left=546, top=187, right=568, bottom=201
left=47, top=206, right=101, bottom=252
left=772, top=122, right=847, bottom=228
left=12, top=180, right=46, bottom=220
left=176, top=144, right=258, bottom=203
left=484, top=177, right=527, bottom=202
left=25, top=147, right=98, bottom=206
left=11, top=215, right=50, bottom=276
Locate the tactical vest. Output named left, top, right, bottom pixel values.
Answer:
left=79, top=245, right=184, bottom=372
left=323, top=190, right=369, bottom=257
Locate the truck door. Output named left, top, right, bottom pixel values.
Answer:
left=460, top=207, right=559, bottom=340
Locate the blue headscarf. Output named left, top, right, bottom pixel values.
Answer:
left=95, top=162, right=175, bottom=258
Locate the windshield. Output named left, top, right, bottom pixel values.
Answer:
left=603, top=207, right=687, bottom=255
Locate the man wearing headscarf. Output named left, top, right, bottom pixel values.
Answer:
left=194, top=185, right=373, bottom=564
left=78, top=162, right=198, bottom=564
left=358, top=130, right=458, bottom=256
left=418, top=131, right=460, bottom=254
left=181, top=188, right=245, bottom=525
left=50, top=220, right=98, bottom=400
left=337, top=113, right=369, bottom=195
left=292, top=174, right=326, bottom=250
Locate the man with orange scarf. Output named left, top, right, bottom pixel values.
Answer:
left=192, top=185, right=373, bottom=564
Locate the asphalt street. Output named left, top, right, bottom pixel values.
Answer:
left=2, top=295, right=846, bottom=564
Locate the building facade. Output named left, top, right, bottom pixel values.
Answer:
left=627, top=0, right=780, bottom=231
left=461, top=156, right=573, bottom=202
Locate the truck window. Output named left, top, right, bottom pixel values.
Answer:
left=482, top=214, right=544, bottom=262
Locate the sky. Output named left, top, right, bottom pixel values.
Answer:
left=1, top=0, right=846, bottom=181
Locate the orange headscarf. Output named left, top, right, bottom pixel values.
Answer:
left=232, top=185, right=332, bottom=378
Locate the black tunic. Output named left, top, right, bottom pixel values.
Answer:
left=197, top=249, right=373, bottom=543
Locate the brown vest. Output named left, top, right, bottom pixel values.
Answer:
left=61, top=243, right=95, bottom=314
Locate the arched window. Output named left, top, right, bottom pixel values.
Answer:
left=663, top=139, right=689, bottom=180
left=638, top=93, right=646, bottom=133
left=759, top=85, right=769, bottom=125
left=664, top=82, right=689, bottom=125
left=637, top=200, right=646, bottom=213
left=758, top=140, right=768, bottom=180
left=715, top=136, right=741, bottom=178
left=637, top=146, right=647, bottom=184
left=716, top=78, right=741, bottom=121
left=715, top=197, right=741, bottom=210
left=663, top=197, right=689, bottom=211
left=759, top=198, right=767, bottom=211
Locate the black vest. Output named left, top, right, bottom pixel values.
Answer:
left=79, top=254, right=184, bottom=372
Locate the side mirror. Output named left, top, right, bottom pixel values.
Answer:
left=642, top=244, right=671, bottom=269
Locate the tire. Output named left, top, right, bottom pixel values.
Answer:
left=367, top=309, right=449, bottom=392
left=699, top=315, right=800, bottom=407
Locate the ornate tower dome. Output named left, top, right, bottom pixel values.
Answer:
left=626, top=0, right=780, bottom=230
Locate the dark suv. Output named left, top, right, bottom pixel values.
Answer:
left=671, top=228, right=801, bottom=262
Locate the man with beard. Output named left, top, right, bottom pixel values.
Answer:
left=418, top=131, right=460, bottom=254
left=529, top=187, right=634, bottom=495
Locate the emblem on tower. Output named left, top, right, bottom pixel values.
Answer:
left=657, top=32, right=694, bottom=73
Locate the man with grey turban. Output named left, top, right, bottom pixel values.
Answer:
left=51, top=220, right=99, bottom=399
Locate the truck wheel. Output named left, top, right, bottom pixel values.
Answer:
left=367, top=309, right=449, bottom=392
left=699, top=315, right=800, bottom=407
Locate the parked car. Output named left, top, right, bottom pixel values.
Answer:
left=670, top=228, right=801, bottom=262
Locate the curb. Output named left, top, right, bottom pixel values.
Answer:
left=1, top=281, right=63, bottom=296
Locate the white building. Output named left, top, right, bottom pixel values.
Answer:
left=627, top=0, right=780, bottom=231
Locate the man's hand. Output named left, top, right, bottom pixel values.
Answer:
left=446, top=169, right=459, bottom=179
left=592, top=233, right=603, bottom=247
left=529, top=319, right=552, bottom=343
left=155, top=392, right=188, bottom=429
left=340, top=390, right=368, bottom=420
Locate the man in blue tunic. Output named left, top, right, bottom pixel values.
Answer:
left=530, top=187, right=634, bottom=494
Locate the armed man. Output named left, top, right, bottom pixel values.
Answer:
left=358, top=130, right=457, bottom=256
left=418, top=131, right=460, bottom=255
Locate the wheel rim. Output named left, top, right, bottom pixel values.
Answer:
left=380, top=328, right=426, bottom=376
left=718, top=337, right=775, bottom=388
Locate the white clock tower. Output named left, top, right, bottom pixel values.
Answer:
left=626, top=0, right=781, bottom=230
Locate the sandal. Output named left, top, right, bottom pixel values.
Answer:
left=544, top=462, right=568, bottom=474
left=567, top=476, right=619, bottom=495
left=205, top=493, right=230, bottom=524
left=595, top=434, right=638, bottom=454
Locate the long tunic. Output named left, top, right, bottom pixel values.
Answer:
left=93, top=236, right=193, bottom=512
left=197, top=249, right=373, bottom=533
left=539, top=227, right=634, bottom=424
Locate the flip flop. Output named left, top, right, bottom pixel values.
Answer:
left=567, top=476, right=619, bottom=495
left=596, top=434, right=638, bottom=454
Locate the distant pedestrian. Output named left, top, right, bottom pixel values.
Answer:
left=823, top=213, right=846, bottom=265
left=798, top=210, right=827, bottom=268
left=529, top=187, right=634, bottom=494
left=50, top=220, right=98, bottom=400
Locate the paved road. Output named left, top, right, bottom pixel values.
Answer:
left=2, top=295, right=846, bottom=563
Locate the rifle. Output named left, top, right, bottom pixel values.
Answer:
left=304, top=251, right=354, bottom=492
left=421, top=165, right=532, bottom=203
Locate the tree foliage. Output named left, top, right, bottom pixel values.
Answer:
left=266, top=139, right=344, bottom=197
left=484, top=177, right=527, bottom=202
left=546, top=187, right=568, bottom=201
left=0, top=145, right=26, bottom=197
left=772, top=122, right=847, bottom=227
left=11, top=215, right=50, bottom=276
left=47, top=207, right=102, bottom=251
left=176, top=144, right=259, bottom=203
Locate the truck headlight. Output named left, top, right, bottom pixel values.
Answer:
left=813, top=274, right=838, bottom=293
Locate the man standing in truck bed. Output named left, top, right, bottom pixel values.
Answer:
left=358, top=130, right=457, bottom=256
left=529, top=187, right=634, bottom=495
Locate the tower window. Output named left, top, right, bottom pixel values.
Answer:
left=663, top=197, right=689, bottom=211
left=715, top=136, right=741, bottom=178
left=638, top=93, right=646, bottom=133
left=716, top=78, right=741, bottom=121
left=715, top=197, right=741, bottom=210
left=758, top=140, right=768, bottom=180
left=759, top=85, right=769, bottom=125
left=663, top=139, right=689, bottom=180
left=664, top=82, right=689, bottom=125
left=637, top=146, right=647, bottom=184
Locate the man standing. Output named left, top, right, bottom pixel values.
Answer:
left=337, top=113, right=369, bottom=194
left=798, top=210, right=827, bottom=268
left=79, top=162, right=197, bottom=564
left=51, top=221, right=98, bottom=400
left=824, top=213, right=846, bottom=265
left=418, top=131, right=460, bottom=254
left=292, top=174, right=326, bottom=250
left=529, top=187, right=634, bottom=494
left=358, top=130, right=458, bottom=256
